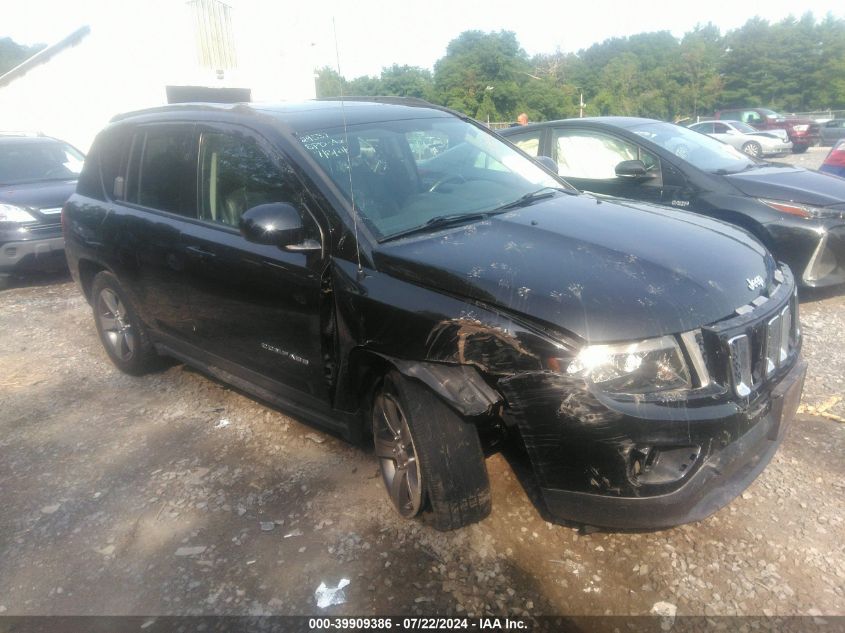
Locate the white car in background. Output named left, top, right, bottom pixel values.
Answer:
left=688, top=120, right=792, bottom=157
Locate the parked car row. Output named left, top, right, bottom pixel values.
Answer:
left=714, top=108, right=820, bottom=153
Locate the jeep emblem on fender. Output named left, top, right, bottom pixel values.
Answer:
left=747, top=275, right=765, bottom=291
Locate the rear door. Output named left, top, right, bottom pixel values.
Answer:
left=180, top=123, right=330, bottom=401
left=105, top=123, right=198, bottom=340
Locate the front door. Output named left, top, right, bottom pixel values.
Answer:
left=180, top=124, right=330, bottom=402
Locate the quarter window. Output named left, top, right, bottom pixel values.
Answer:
left=504, top=129, right=542, bottom=157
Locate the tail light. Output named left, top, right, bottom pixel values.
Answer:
left=822, top=140, right=845, bottom=168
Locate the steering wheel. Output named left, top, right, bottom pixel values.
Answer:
left=428, top=174, right=467, bottom=193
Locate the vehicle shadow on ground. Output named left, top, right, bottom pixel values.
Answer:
left=799, top=284, right=844, bottom=304
left=1, top=268, right=71, bottom=292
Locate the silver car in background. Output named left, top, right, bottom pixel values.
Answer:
left=688, top=120, right=792, bottom=157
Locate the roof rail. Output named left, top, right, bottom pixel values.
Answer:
left=317, top=95, right=435, bottom=108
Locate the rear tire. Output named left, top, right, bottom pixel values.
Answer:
left=792, top=144, right=809, bottom=154
left=91, top=271, right=158, bottom=375
left=741, top=141, right=762, bottom=157
left=372, top=370, right=491, bottom=531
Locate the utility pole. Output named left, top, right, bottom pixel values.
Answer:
left=579, top=92, right=585, bottom=118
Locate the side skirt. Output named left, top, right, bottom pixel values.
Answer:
left=153, top=334, right=361, bottom=442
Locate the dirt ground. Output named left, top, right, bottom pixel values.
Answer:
left=0, top=147, right=843, bottom=620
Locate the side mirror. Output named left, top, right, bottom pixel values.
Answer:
left=615, top=160, right=652, bottom=179
left=535, top=155, right=559, bottom=174
left=240, top=203, right=319, bottom=252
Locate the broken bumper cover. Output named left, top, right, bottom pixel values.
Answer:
left=501, top=357, right=806, bottom=530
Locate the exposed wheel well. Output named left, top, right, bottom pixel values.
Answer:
left=77, top=259, right=106, bottom=302
left=345, top=349, right=393, bottom=438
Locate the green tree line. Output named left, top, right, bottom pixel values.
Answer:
left=316, top=13, right=845, bottom=123
left=0, top=37, right=45, bottom=76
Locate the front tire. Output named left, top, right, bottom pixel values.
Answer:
left=91, top=271, right=158, bottom=375
left=372, top=371, right=491, bottom=530
left=792, top=144, right=809, bottom=154
left=741, top=141, right=762, bottom=157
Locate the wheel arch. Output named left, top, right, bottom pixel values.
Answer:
left=343, top=348, right=504, bottom=435
left=77, top=258, right=109, bottom=303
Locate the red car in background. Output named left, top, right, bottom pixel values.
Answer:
left=715, top=108, right=820, bottom=154
left=820, top=140, right=845, bottom=179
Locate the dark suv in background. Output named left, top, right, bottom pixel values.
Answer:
left=0, top=134, right=84, bottom=288
left=63, top=99, right=805, bottom=531
left=715, top=108, right=820, bottom=153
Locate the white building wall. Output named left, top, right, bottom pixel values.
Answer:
left=0, top=1, right=315, bottom=152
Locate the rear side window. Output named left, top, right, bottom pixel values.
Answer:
left=127, top=127, right=195, bottom=215
left=504, top=129, right=542, bottom=157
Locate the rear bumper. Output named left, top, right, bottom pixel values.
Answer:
left=540, top=359, right=806, bottom=529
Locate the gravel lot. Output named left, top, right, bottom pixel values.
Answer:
left=0, top=146, right=843, bottom=621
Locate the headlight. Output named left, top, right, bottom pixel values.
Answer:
left=565, top=335, right=691, bottom=394
left=758, top=198, right=845, bottom=220
left=0, top=203, right=37, bottom=223
left=791, top=124, right=809, bottom=132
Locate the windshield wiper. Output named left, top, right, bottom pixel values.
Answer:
left=492, top=186, right=573, bottom=212
left=381, top=212, right=490, bottom=242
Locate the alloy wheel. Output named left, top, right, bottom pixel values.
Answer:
left=373, top=391, right=423, bottom=517
left=97, top=288, right=136, bottom=362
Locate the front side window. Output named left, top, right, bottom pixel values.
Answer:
left=553, top=129, right=660, bottom=182
left=713, top=123, right=730, bottom=134
left=296, top=117, right=565, bottom=240
left=198, top=132, right=302, bottom=227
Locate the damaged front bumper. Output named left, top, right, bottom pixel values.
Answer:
left=531, top=359, right=805, bottom=529
left=498, top=269, right=805, bottom=529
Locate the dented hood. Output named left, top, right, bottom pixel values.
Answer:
left=373, top=194, right=776, bottom=342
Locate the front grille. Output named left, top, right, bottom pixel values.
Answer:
left=701, top=267, right=799, bottom=398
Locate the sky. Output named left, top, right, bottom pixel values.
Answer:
left=4, top=0, right=845, bottom=80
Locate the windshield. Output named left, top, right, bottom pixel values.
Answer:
left=0, top=141, right=84, bottom=185
left=296, top=117, right=565, bottom=240
left=629, top=122, right=756, bottom=174
left=758, top=108, right=782, bottom=118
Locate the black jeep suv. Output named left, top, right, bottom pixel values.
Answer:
left=1, top=134, right=84, bottom=288
left=63, top=99, right=805, bottom=530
